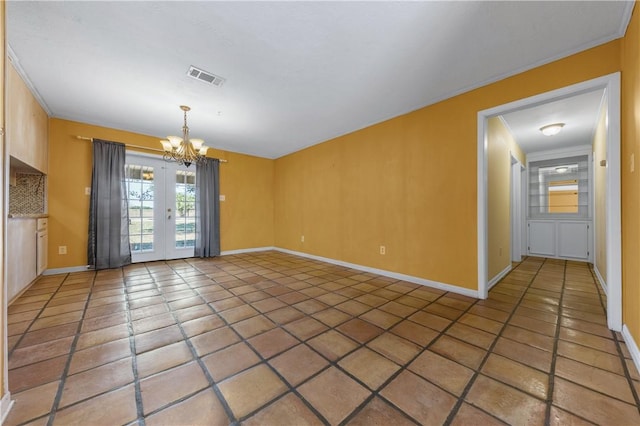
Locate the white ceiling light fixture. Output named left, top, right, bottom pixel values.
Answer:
left=555, top=166, right=569, bottom=173
left=540, top=122, right=565, bottom=136
left=160, top=105, right=210, bottom=167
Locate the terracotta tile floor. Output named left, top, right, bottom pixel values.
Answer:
left=5, top=252, right=640, bottom=425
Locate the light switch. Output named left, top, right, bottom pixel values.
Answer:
left=85, top=187, right=91, bottom=195
left=219, top=195, right=226, bottom=201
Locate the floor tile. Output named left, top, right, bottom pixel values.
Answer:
left=466, top=375, right=546, bottom=426
left=408, top=350, right=474, bottom=396
left=430, top=335, right=486, bottom=370
left=450, top=402, right=506, bottom=426
left=53, top=385, right=137, bottom=426
left=243, top=393, right=323, bottom=426
left=269, top=344, right=329, bottom=386
left=337, top=318, right=384, bottom=344
left=381, top=370, right=457, bottom=425
left=307, top=330, right=358, bottom=361
left=481, top=353, right=548, bottom=399
left=555, top=356, right=634, bottom=403
left=298, top=367, right=370, bottom=425
left=339, top=347, right=400, bottom=390
left=553, top=377, right=640, bottom=425
left=346, top=396, right=415, bottom=426
left=68, top=338, right=131, bottom=375
left=60, top=357, right=134, bottom=408
left=202, top=342, right=260, bottom=381
left=218, top=364, right=287, bottom=419
left=136, top=340, right=193, bottom=378
left=390, top=320, right=439, bottom=346
left=140, top=361, right=209, bottom=415
left=367, top=332, right=421, bottom=365
left=144, top=388, right=229, bottom=426
left=6, top=253, right=639, bottom=426
left=248, top=327, right=299, bottom=359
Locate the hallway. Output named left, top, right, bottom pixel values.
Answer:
left=4, top=251, right=640, bottom=425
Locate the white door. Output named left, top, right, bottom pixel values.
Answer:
left=125, top=154, right=196, bottom=262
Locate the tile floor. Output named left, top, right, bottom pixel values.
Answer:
left=4, top=251, right=640, bottom=425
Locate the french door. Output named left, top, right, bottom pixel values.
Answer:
left=125, top=154, right=196, bottom=262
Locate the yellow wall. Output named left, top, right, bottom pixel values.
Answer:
left=47, top=119, right=274, bottom=269
left=487, top=117, right=518, bottom=279
left=593, top=102, right=608, bottom=281
left=622, top=5, right=640, bottom=346
left=274, top=40, right=620, bottom=290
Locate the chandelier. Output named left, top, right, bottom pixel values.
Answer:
left=160, top=105, right=210, bottom=167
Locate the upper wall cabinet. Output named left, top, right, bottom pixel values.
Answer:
left=6, top=61, right=48, bottom=174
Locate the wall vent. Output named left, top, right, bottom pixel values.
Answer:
left=187, top=66, right=225, bottom=87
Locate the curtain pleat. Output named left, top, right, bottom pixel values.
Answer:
left=195, top=158, right=220, bottom=257
left=87, top=139, right=132, bottom=269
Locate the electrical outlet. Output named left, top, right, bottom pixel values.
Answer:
left=301, top=235, right=305, bottom=242
left=219, top=195, right=226, bottom=201
left=85, top=187, right=91, bottom=195
left=380, top=245, right=386, bottom=255
left=58, top=246, right=67, bottom=255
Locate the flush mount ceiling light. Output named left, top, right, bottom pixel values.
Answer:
left=540, top=123, right=565, bottom=136
left=555, top=166, right=569, bottom=173
left=160, top=105, right=210, bottom=167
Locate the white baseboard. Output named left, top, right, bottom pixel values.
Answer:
left=0, top=392, right=13, bottom=425
left=40, top=246, right=479, bottom=299
left=622, top=325, right=640, bottom=380
left=220, top=246, right=275, bottom=256
left=42, top=265, right=90, bottom=275
left=488, top=264, right=512, bottom=290
left=273, top=247, right=479, bottom=298
left=594, top=265, right=608, bottom=296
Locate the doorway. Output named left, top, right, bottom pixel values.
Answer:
left=477, top=73, right=622, bottom=331
left=125, top=153, right=196, bottom=262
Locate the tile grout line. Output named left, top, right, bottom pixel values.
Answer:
left=589, top=265, right=640, bottom=414
left=46, top=271, right=98, bottom=426
left=543, top=259, right=568, bottom=425
left=124, top=265, right=149, bottom=426
left=7, top=273, right=68, bottom=361
left=149, top=261, right=245, bottom=425
left=442, top=257, right=547, bottom=425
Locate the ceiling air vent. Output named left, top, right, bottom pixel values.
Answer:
left=187, top=66, right=225, bottom=87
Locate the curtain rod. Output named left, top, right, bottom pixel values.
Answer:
left=76, top=135, right=228, bottom=163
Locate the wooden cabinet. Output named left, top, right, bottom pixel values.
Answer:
left=6, top=61, right=48, bottom=173
left=7, top=218, right=38, bottom=302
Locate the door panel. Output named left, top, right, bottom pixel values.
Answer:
left=126, top=154, right=195, bottom=262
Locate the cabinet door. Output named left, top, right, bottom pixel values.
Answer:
left=528, top=221, right=556, bottom=257
left=558, top=222, right=589, bottom=259
left=7, top=219, right=37, bottom=302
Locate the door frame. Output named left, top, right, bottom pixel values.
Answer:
left=125, top=152, right=196, bottom=262
left=477, top=72, right=621, bottom=331
left=510, top=153, right=524, bottom=262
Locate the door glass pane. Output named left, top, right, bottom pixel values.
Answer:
left=126, top=165, right=155, bottom=252
left=175, top=170, right=196, bottom=249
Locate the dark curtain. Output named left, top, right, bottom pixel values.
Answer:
left=87, top=139, right=132, bottom=269
left=195, top=158, right=220, bottom=257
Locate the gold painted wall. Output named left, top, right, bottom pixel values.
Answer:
left=593, top=103, right=608, bottom=282
left=487, top=117, right=519, bottom=280
left=48, top=119, right=273, bottom=269
left=622, top=5, right=640, bottom=345
left=275, top=40, right=620, bottom=290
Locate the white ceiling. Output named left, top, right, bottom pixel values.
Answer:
left=501, top=88, right=606, bottom=154
left=6, top=1, right=634, bottom=159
